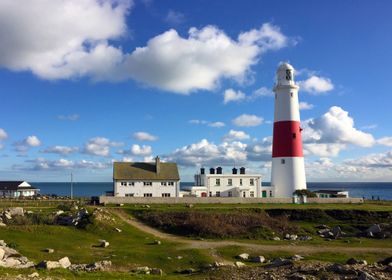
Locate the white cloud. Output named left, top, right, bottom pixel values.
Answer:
left=222, top=130, right=250, bottom=142
left=123, top=23, right=290, bottom=93
left=377, top=137, right=392, bottom=147
left=165, top=10, right=185, bottom=25
left=208, top=122, right=226, bottom=128
left=57, top=114, right=80, bottom=121
left=299, top=101, right=314, bottom=110
left=13, top=158, right=110, bottom=171
left=345, top=151, right=392, bottom=169
left=189, top=120, right=225, bottom=128
left=246, top=137, right=272, bottom=161
left=252, top=87, right=274, bottom=97
left=233, top=114, right=263, bottom=127
left=0, top=0, right=132, bottom=80
left=303, top=106, right=375, bottom=149
left=42, top=146, right=79, bottom=155
left=0, top=128, right=8, bottom=140
left=13, top=135, right=42, bottom=153
left=223, top=88, right=246, bottom=104
left=131, top=144, right=152, bottom=156
left=303, top=143, right=346, bottom=157
left=165, top=139, right=247, bottom=167
left=133, top=131, right=158, bottom=141
left=83, top=137, right=121, bottom=156
left=299, top=76, right=334, bottom=94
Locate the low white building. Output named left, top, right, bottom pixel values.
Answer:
left=113, top=157, right=180, bottom=197
left=184, top=167, right=274, bottom=198
left=0, top=181, right=40, bottom=198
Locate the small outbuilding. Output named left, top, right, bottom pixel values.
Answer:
left=314, top=190, right=349, bottom=198
left=0, top=181, right=40, bottom=198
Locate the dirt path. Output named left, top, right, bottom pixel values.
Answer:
left=112, top=209, right=392, bottom=256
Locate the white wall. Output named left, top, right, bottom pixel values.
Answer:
left=274, top=86, right=300, bottom=122
left=271, top=157, right=307, bottom=198
left=114, top=180, right=180, bottom=197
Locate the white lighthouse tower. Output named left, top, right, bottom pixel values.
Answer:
left=271, top=63, right=307, bottom=197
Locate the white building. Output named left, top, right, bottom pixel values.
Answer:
left=0, top=181, right=40, bottom=198
left=184, top=167, right=273, bottom=198
left=113, top=157, right=180, bottom=197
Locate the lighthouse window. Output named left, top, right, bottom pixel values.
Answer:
left=293, top=133, right=296, bottom=139
left=290, top=92, right=293, bottom=97
left=281, top=159, right=285, bottom=164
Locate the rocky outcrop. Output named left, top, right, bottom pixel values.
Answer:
left=0, top=240, right=34, bottom=269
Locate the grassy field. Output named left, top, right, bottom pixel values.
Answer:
left=0, top=201, right=391, bottom=279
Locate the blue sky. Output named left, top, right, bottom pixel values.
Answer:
left=1, top=0, right=392, bottom=182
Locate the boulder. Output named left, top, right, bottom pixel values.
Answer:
left=180, top=268, right=195, bottom=274
left=28, top=272, right=39, bottom=278
left=236, top=253, right=249, bottom=260
left=346, top=258, right=367, bottom=265
left=92, top=260, right=111, bottom=271
left=0, top=222, right=6, bottom=227
left=378, top=256, right=392, bottom=265
left=43, top=248, right=54, bottom=254
left=0, top=240, right=6, bottom=246
left=153, top=240, right=161, bottom=245
left=37, top=260, right=61, bottom=270
left=251, top=256, right=265, bottom=263
left=99, top=240, right=110, bottom=248
left=272, top=237, right=281, bottom=241
left=114, top=228, right=122, bottom=233
left=8, top=207, right=24, bottom=216
left=58, top=257, right=71, bottom=268
left=331, top=226, right=342, bottom=238
left=268, top=258, right=293, bottom=268
left=235, top=261, right=245, bottom=268
left=0, top=248, right=4, bottom=260
left=327, top=263, right=357, bottom=275
left=291, top=255, right=304, bottom=261
left=358, top=271, right=377, bottom=280
left=133, top=266, right=151, bottom=274
left=366, top=224, right=382, bottom=235
left=150, top=268, right=163, bottom=275
left=288, top=273, right=307, bottom=280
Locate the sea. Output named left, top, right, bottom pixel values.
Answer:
left=31, top=182, right=392, bottom=200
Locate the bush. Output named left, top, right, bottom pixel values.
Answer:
left=293, top=189, right=317, bottom=197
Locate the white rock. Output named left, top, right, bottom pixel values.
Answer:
left=28, top=272, right=39, bottom=278
left=58, top=257, right=71, bottom=268
left=237, top=253, right=249, bottom=260
left=115, top=228, right=122, bottom=233
left=235, top=261, right=245, bottom=267
left=8, top=207, right=24, bottom=216
left=251, top=256, right=265, bottom=263
left=0, top=248, right=4, bottom=260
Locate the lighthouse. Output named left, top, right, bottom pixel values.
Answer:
left=271, top=63, right=307, bottom=197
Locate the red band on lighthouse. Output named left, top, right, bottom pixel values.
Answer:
left=272, top=121, right=303, bottom=157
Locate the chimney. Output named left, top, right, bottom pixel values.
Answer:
left=232, top=168, right=237, bottom=174
left=200, top=168, right=205, bottom=175
left=216, top=167, right=222, bottom=174
left=240, top=167, right=245, bottom=174
left=155, top=156, right=160, bottom=174
left=209, top=168, right=215, bottom=174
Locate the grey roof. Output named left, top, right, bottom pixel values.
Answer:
left=113, top=162, right=180, bottom=181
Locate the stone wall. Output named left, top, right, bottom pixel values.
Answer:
left=99, top=196, right=363, bottom=204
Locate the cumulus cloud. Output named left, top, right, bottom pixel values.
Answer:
left=13, top=158, right=110, bottom=171
left=298, top=76, right=334, bottom=94
left=252, top=87, right=274, bottom=97
left=345, top=151, right=392, bottom=169
left=377, top=137, right=392, bottom=147
left=133, top=131, right=158, bottom=141
left=165, top=10, right=185, bottom=25
left=13, top=135, right=42, bottom=153
left=299, top=101, right=314, bottom=110
left=57, top=114, right=80, bottom=121
left=302, top=106, right=375, bottom=157
left=123, top=23, right=290, bottom=93
left=189, top=120, right=225, bottom=128
left=165, top=139, right=247, bottom=166
left=0, top=128, right=7, bottom=149
left=0, top=2, right=292, bottom=93
left=223, top=88, right=246, bottom=104
left=246, top=137, right=272, bottom=161
left=131, top=144, right=152, bottom=156
left=222, top=130, right=250, bottom=142
left=41, top=145, right=79, bottom=155
left=233, top=114, right=263, bottom=127
left=0, top=0, right=132, bottom=80
left=83, top=137, right=122, bottom=156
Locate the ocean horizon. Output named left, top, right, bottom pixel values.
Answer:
left=30, top=181, right=392, bottom=200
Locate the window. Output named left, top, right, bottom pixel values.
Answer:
left=168, top=182, right=174, bottom=186
left=240, top=179, right=243, bottom=186
left=144, top=182, right=152, bottom=186
left=162, top=193, right=171, bottom=197
left=290, top=92, right=293, bottom=97
left=269, top=191, right=273, bottom=197
left=228, top=179, right=232, bottom=186
left=209, top=191, right=212, bottom=197
left=281, top=159, right=285, bottom=164
left=120, top=182, right=127, bottom=186
left=216, top=191, right=221, bottom=197
left=143, top=193, right=152, bottom=197
left=250, top=191, right=254, bottom=197
left=250, top=179, right=254, bottom=186
left=243, top=192, right=246, bottom=198
left=228, top=191, right=232, bottom=197
left=292, top=133, right=296, bottom=139
left=215, top=179, right=220, bottom=186
left=125, top=193, right=134, bottom=197
left=161, top=182, right=167, bottom=186
left=128, top=182, right=135, bottom=186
